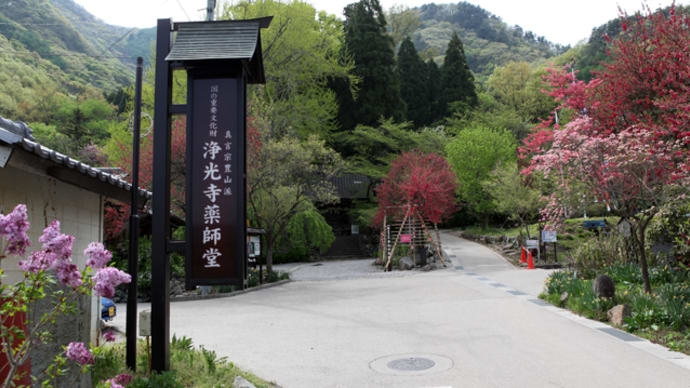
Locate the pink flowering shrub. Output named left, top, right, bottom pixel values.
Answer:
left=0, top=204, right=131, bottom=387
left=102, top=330, right=116, bottom=343
left=105, top=374, right=133, bottom=388
left=65, top=342, right=95, bottom=365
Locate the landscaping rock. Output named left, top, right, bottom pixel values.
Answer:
left=607, top=304, right=631, bottom=326
left=593, top=274, right=615, bottom=298
left=421, top=264, right=434, bottom=272
left=399, top=256, right=414, bottom=270
left=560, top=292, right=569, bottom=304
left=233, top=376, right=257, bottom=388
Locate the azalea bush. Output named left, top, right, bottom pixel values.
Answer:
left=0, top=204, right=131, bottom=387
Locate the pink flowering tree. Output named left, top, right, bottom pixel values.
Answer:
left=0, top=204, right=131, bottom=387
left=522, top=6, right=690, bottom=293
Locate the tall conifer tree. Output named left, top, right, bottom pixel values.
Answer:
left=440, top=32, right=477, bottom=116
left=397, top=36, right=428, bottom=127
left=425, top=59, right=442, bottom=125
left=342, top=0, right=405, bottom=126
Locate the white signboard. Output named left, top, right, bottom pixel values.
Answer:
left=248, top=235, right=261, bottom=257
left=526, top=239, right=539, bottom=249
left=542, top=230, right=557, bottom=243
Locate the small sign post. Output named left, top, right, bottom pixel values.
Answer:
left=541, top=230, right=557, bottom=262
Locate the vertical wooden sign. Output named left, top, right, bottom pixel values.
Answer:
left=186, top=76, right=246, bottom=287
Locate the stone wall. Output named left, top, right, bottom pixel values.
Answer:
left=0, top=160, right=102, bottom=388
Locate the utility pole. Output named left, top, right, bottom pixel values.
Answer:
left=206, top=0, right=216, bottom=21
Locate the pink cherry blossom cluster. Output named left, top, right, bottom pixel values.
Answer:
left=64, top=342, right=94, bottom=365
left=0, top=204, right=31, bottom=256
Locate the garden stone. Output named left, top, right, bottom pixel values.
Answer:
left=593, top=274, right=615, bottom=298
left=233, top=376, right=257, bottom=388
left=399, top=256, right=414, bottom=270
left=607, top=304, right=631, bottom=326
left=421, top=264, right=434, bottom=272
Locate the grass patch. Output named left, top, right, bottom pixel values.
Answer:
left=92, top=335, right=276, bottom=388
left=541, top=263, right=690, bottom=355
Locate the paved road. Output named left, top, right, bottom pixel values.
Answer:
left=112, top=233, right=690, bottom=387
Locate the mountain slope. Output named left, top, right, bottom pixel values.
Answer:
left=410, top=2, right=568, bottom=78
left=0, top=0, right=155, bottom=120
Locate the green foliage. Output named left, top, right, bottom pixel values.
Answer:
left=542, top=263, right=690, bottom=353
left=481, top=162, right=542, bottom=238
left=279, top=206, right=336, bottom=259
left=333, top=118, right=450, bottom=179
left=249, top=135, right=344, bottom=271
left=646, top=198, right=690, bottom=262
left=487, top=61, right=556, bottom=124
left=341, top=0, right=405, bottom=127
left=445, top=126, right=516, bottom=220
left=571, top=234, right=627, bottom=279
left=397, top=37, right=430, bottom=126
left=224, top=0, right=354, bottom=140
left=440, top=32, right=477, bottom=116
left=93, top=339, right=274, bottom=388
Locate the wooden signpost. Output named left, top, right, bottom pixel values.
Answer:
left=151, top=17, right=271, bottom=372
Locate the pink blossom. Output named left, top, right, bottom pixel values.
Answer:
left=84, top=242, right=112, bottom=269
left=39, top=221, right=74, bottom=260
left=0, top=204, right=31, bottom=256
left=18, top=250, right=56, bottom=273
left=105, top=380, right=125, bottom=388
left=55, top=261, right=83, bottom=288
left=92, top=267, right=131, bottom=298
left=113, top=374, right=132, bottom=385
left=102, top=330, right=116, bottom=342
left=64, top=342, right=94, bottom=365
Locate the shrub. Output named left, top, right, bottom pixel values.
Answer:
left=571, top=233, right=627, bottom=278
left=658, top=283, right=690, bottom=330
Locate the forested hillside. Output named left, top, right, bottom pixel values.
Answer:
left=0, top=0, right=152, bottom=121
left=409, top=2, right=569, bottom=77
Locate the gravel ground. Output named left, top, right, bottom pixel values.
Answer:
left=274, top=258, right=450, bottom=281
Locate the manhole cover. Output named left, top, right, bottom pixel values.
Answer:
left=369, top=353, right=453, bottom=376
left=387, top=357, right=435, bottom=371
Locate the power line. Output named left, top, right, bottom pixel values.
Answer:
left=174, top=0, right=192, bottom=21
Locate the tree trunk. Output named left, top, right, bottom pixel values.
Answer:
left=636, top=220, right=652, bottom=293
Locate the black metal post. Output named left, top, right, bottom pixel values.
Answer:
left=151, top=19, right=173, bottom=372
left=126, top=56, right=144, bottom=371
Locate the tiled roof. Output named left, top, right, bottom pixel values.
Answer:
left=0, top=120, right=151, bottom=200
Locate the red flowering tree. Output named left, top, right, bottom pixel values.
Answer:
left=523, top=6, right=690, bottom=292
left=374, top=150, right=457, bottom=227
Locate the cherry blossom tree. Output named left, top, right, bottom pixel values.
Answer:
left=522, top=6, right=690, bottom=292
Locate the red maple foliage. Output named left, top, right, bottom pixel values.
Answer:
left=373, top=150, right=457, bottom=227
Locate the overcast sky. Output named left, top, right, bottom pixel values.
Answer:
left=73, top=0, right=688, bottom=46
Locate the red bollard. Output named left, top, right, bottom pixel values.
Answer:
left=527, top=250, right=535, bottom=270
left=520, top=247, right=527, bottom=263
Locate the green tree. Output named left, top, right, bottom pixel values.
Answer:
left=487, top=61, right=556, bottom=124
left=397, top=37, right=428, bottom=127
left=342, top=0, right=405, bottom=126
left=424, top=59, right=443, bottom=124
left=440, top=32, right=477, bottom=116
left=223, top=0, right=354, bottom=140
left=331, top=118, right=450, bottom=179
left=445, top=126, right=516, bottom=224
left=481, top=162, right=543, bottom=240
left=248, top=136, right=344, bottom=272
left=386, top=4, right=421, bottom=49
